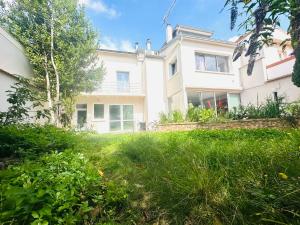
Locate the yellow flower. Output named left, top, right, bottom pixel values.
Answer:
left=98, top=169, right=104, bottom=177
left=278, top=172, right=288, bottom=180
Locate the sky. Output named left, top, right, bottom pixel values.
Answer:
left=79, top=0, right=290, bottom=52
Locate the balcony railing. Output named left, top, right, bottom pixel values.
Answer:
left=266, top=56, right=295, bottom=81
left=89, top=82, right=144, bottom=96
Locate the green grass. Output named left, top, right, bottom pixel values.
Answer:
left=77, top=129, right=300, bottom=224
left=1, top=127, right=300, bottom=224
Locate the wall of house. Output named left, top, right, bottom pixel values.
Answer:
left=74, top=95, right=145, bottom=133
left=180, top=39, right=241, bottom=91
left=95, top=51, right=143, bottom=94
left=0, top=27, right=32, bottom=112
left=143, top=56, right=166, bottom=125
left=241, top=75, right=300, bottom=105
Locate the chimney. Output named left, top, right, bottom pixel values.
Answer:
left=135, top=42, right=139, bottom=51
left=146, top=39, right=151, bottom=51
left=166, top=24, right=173, bottom=43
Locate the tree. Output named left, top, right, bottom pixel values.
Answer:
left=224, top=0, right=300, bottom=86
left=0, top=0, right=104, bottom=125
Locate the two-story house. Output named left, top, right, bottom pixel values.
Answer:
left=74, top=25, right=242, bottom=132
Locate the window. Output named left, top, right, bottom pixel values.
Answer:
left=195, top=54, right=229, bottom=73
left=76, top=104, right=87, bottom=128
left=117, top=72, right=129, bottom=92
left=109, top=105, right=134, bottom=131
left=169, top=60, right=177, bottom=76
left=215, top=92, right=228, bottom=114
left=94, top=104, right=104, bottom=119
left=202, top=92, right=216, bottom=109
left=187, top=92, right=230, bottom=114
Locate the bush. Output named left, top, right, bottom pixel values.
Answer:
left=0, top=151, right=129, bottom=224
left=186, top=105, right=216, bottom=122
left=159, top=110, right=184, bottom=124
left=0, top=125, right=76, bottom=159
left=229, top=97, right=284, bottom=120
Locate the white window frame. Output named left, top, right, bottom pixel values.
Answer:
left=76, top=104, right=87, bottom=128
left=109, top=104, right=135, bottom=132
left=195, top=53, right=230, bottom=73
left=116, top=71, right=130, bottom=93
left=169, top=58, right=178, bottom=78
left=93, top=103, right=105, bottom=121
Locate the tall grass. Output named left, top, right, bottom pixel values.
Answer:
left=96, top=129, right=300, bottom=224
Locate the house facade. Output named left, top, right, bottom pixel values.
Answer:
left=235, top=29, right=300, bottom=105
left=0, top=27, right=32, bottom=112
left=73, top=25, right=243, bottom=132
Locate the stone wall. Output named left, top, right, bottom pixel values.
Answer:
left=156, top=118, right=300, bottom=132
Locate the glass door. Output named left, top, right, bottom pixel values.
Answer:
left=76, top=104, right=87, bottom=128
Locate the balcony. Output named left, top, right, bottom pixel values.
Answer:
left=83, top=82, right=145, bottom=96
left=266, top=56, right=295, bottom=81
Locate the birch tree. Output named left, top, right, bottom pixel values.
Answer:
left=0, top=0, right=103, bottom=125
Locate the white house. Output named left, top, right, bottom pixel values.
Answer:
left=73, top=25, right=243, bottom=132
left=235, top=29, right=300, bottom=105
left=1, top=24, right=297, bottom=133
left=0, top=27, right=32, bottom=112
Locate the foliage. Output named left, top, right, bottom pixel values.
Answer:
left=0, top=77, right=49, bottom=125
left=0, top=151, right=128, bottom=225
left=96, top=129, right=300, bottom=224
left=186, top=105, right=217, bottom=122
left=159, top=110, right=185, bottom=124
left=0, top=0, right=104, bottom=125
left=229, top=97, right=284, bottom=119
left=0, top=125, right=76, bottom=159
left=224, top=0, right=300, bottom=80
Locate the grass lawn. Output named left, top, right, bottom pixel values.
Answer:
left=1, top=127, right=300, bottom=224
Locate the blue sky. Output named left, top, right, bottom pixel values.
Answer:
left=80, top=0, right=289, bottom=51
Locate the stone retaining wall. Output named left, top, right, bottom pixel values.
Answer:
left=157, top=118, right=300, bottom=132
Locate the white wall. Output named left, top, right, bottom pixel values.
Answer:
left=95, top=51, right=143, bottom=94
left=241, top=76, right=300, bottom=105
left=180, top=39, right=241, bottom=91
left=0, top=27, right=32, bottom=112
left=74, top=95, right=145, bottom=133
left=144, top=57, right=166, bottom=124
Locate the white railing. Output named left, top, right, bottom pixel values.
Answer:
left=266, top=56, right=295, bottom=81
left=92, top=82, right=144, bottom=95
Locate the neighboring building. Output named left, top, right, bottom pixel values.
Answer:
left=74, top=25, right=242, bottom=132
left=235, top=29, right=300, bottom=105
left=0, top=27, right=32, bottom=112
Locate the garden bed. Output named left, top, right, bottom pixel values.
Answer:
left=157, top=118, right=300, bottom=131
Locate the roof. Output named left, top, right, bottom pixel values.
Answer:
left=175, top=24, right=214, bottom=37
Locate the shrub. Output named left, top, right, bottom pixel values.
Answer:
left=186, top=105, right=216, bottom=122
left=159, top=111, right=184, bottom=124
left=171, top=110, right=184, bottom=123
left=229, top=97, right=284, bottom=120
left=0, top=125, right=77, bottom=159
left=0, top=151, right=129, bottom=225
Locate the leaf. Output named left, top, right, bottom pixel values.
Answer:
left=31, top=211, right=39, bottom=219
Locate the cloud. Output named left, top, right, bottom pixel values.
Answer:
left=78, top=0, right=120, bottom=18
left=100, top=36, right=135, bottom=52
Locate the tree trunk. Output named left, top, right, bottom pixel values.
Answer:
left=44, top=54, right=55, bottom=123
left=50, top=1, right=60, bottom=126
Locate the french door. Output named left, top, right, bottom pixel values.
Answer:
left=109, top=105, right=134, bottom=131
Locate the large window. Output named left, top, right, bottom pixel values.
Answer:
left=195, top=53, right=229, bottom=73
left=187, top=91, right=230, bottom=114
left=117, top=72, right=129, bottom=92
left=109, top=105, right=134, bottom=131
left=94, top=104, right=104, bottom=119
